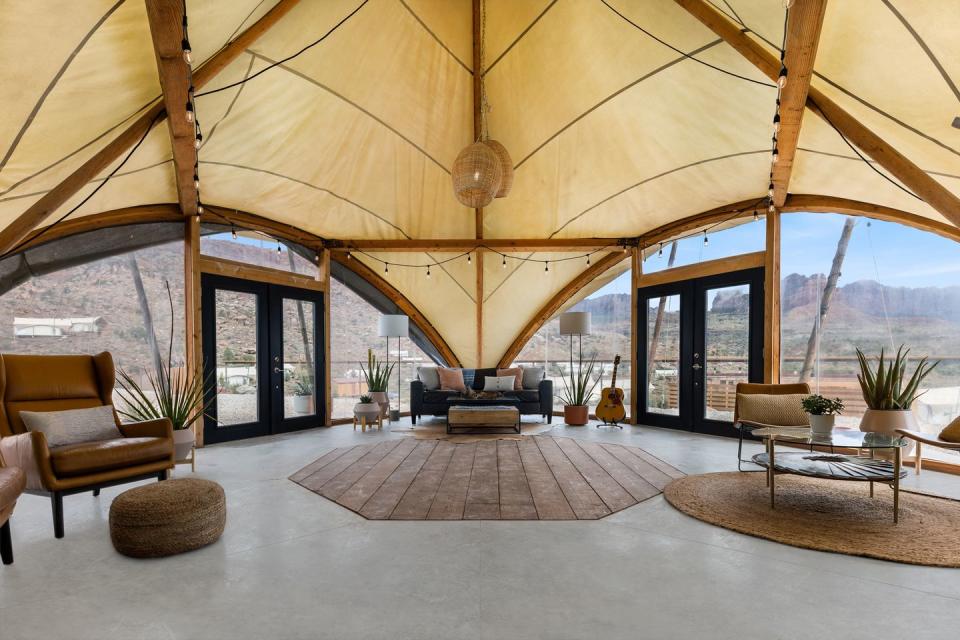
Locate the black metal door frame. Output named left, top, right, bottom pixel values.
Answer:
left=202, top=273, right=325, bottom=444
left=637, top=266, right=764, bottom=436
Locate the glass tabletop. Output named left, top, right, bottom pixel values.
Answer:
left=750, top=427, right=907, bottom=449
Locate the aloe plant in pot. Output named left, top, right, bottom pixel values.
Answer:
left=360, top=349, right=395, bottom=419
left=556, top=357, right=605, bottom=426
left=856, top=345, right=938, bottom=433
left=116, top=281, right=212, bottom=462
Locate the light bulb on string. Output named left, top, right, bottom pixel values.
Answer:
left=346, top=252, right=351, bottom=260
left=185, top=101, right=194, bottom=123
left=754, top=210, right=759, bottom=222
left=768, top=182, right=775, bottom=199
left=586, top=254, right=591, bottom=266
left=182, top=38, right=192, bottom=65
left=783, top=0, right=794, bottom=7
left=772, top=146, right=779, bottom=163
left=194, top=132, right=202, bottom=149
left=703, top=231, right=709, bottom=247
left=277, top=240, right=282, bottom=254
left=544, top=261, right=549, bottom=273
left=501, top=254, right=506, bottom=268
left=426, top=265, right=431, bottom=279
left=231, top=226, right=237, bottom=240
left=658, top=243, right=663, bottom=258
left=193, top=173, right=199, bottom=189
left=467, top=252, right=471, bottom=264
left=384, top=263, right=389, bottom=274
left=778, top=66, right=788, bottom=89
left=773, top=113, right=781, bottom=133
left=768, top=201, right=776, bottom=215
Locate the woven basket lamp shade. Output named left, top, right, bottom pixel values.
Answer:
left=452, top=141, right=502, bottom=208
left=484, top=139, right=513, bottom=198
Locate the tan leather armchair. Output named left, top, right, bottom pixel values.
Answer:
left=0, top=352, right=174, bottom=538
left=1, top=453, right=25, bottom=564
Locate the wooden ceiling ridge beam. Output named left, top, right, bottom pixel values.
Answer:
left=673, top=0, right=960, bottom=227
left=771, top=0, right=827, bottom=207
left=145, top=0, right=199, bottom=216
left=324, top=238, right=636, bottom=252
left=0, top=0, right=301, bottom=257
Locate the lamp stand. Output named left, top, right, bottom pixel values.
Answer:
left=391, top=335, right=401, bottom=423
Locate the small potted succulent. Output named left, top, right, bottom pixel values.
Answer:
left=856, top=345, right=938, bottom=433
left=556, top=356, right=604, bottom=426
left=801, top=394, right=844, bottom=436
left=360, top=349, right=395, bottom=419
left=353, top=394, right=380, bottom=422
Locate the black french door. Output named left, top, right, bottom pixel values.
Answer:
left=637, top=267, right=764, bottom=436
left=201, top=274, right=325, bottom=444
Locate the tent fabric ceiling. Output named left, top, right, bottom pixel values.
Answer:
left=0, top=0, right=958, bottom=366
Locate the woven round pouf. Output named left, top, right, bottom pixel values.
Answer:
left=110, top=478, right=226, bottom=558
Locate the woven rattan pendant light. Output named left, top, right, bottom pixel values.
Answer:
left=452, top=0, right=511, bottom=207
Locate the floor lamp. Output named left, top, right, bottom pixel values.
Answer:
left=559, top=311, right=591, bottom=374
left=378, top=314, right=409, bottom=423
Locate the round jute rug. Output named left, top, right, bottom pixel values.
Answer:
left=663, top=472, right=960, bottom=567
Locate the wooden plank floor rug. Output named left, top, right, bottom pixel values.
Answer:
left=664, top=472, right=960, bottom=567
left=290, top=436, right=684, bottom=520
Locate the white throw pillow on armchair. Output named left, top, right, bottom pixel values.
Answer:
left=20, top=405, right=123, bottom=447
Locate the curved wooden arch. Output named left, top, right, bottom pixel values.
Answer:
left=497, top=251, right=629, bottom=369
left=330, top=252, right=461, bottom=367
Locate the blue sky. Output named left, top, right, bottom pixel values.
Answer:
left=589, top=212, right=960, bottom=298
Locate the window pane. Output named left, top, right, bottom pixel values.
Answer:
left=643, top=219, right=765, bottom=274
left=514, top=270, right=633, bottom=416
left=200, top=229, right=318, bottom=277
left=704, top=285, right=750, bottom=421
left=646, top=294, right=679, bottom=416
left=282, top=298, right=316, bottom=418
left=780, top=213, right=960, bottom=464
left=214, top=290, right=259, bottom=426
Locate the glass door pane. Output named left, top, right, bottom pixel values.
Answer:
left=215, top=289, right=260, bottom=426
left=703, top=284, right=751, bottom=422
left=646, top=293, right=681, bottom=416
left=281, top=297, right=316, bottom=419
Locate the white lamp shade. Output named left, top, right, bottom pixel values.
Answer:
left=378, top=314, right=409, bottom=338
left=559, top=311, right=591, bottom=336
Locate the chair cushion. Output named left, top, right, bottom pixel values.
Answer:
left=939, top=416, right=960, bottom=443
left=437, top=367, right=467, bottom=393
left=20, top=405, right=122, bottom=447
left=423, top=390, right=461, bottom=404
left=502, top=390, right=540, bottom=403
left=737, top=393, right=809, bottom=427
left=50, top=437, right=172, bottom=477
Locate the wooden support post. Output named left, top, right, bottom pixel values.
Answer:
left=764, top=210, right=781, bottom=383
left=630, top=247, right=641, bottom=424
left=184, top=216, right=203, bottom=445
left=319, top=249, right=332, bottom=426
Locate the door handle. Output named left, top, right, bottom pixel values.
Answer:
left=691, top=363, right=702, bottom=371
left=274, top=367, right=284, bottom=374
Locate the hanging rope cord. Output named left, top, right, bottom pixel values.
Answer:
left=864, top=220, right=897, bottom=351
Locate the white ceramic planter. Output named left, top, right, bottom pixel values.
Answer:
left=369, top=391, right=389, bottom=418
left=173, top=428, right=195, bottom=462
left=859, top=408, right=918, bottom=433
left=293, top=394, right=310, bottom=414
left=808, top=413, right=835, bottom=436
left=354, top=402, right=380, bottom=421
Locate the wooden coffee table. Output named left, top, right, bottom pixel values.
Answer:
left=447, top=404, right=521, bottom=434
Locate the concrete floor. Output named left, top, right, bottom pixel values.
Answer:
left=2, top=419, right=959, bottom=640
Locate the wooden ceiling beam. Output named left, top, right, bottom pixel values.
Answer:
left=771, top=0, right=827, bottom=207
left=674, top=0, right=960, bottom=227
left=0, top=0, right=301, bottom=257
left=326, top=238, right=632, bottom=252
left=145, top=0, right=198, bottom=216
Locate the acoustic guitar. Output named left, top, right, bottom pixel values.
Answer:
left=595, top=355, right=626, bottom=426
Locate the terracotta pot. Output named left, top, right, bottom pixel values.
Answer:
left=369, top=391, right=389, bottom=418
left=564, top=405, right=589, bottom=426
left=859, top=408, right=917, bottom=433
left=354, top=402, right=380, bottom=421
left=808, top=414, right=835, bottom=436
left=173, top=428, right=195, bottom=462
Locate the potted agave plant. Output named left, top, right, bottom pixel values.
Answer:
left=556, top=356, right=605, bottom=426
left=354, top=394, right=380, bottom=422
left=856, top=345, right=938, bottom=433
left=360, top=349, right=394, bottom=419
left=117, top=282, right=211, bottom=462
left=290, top=369, right=314, bottom=414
